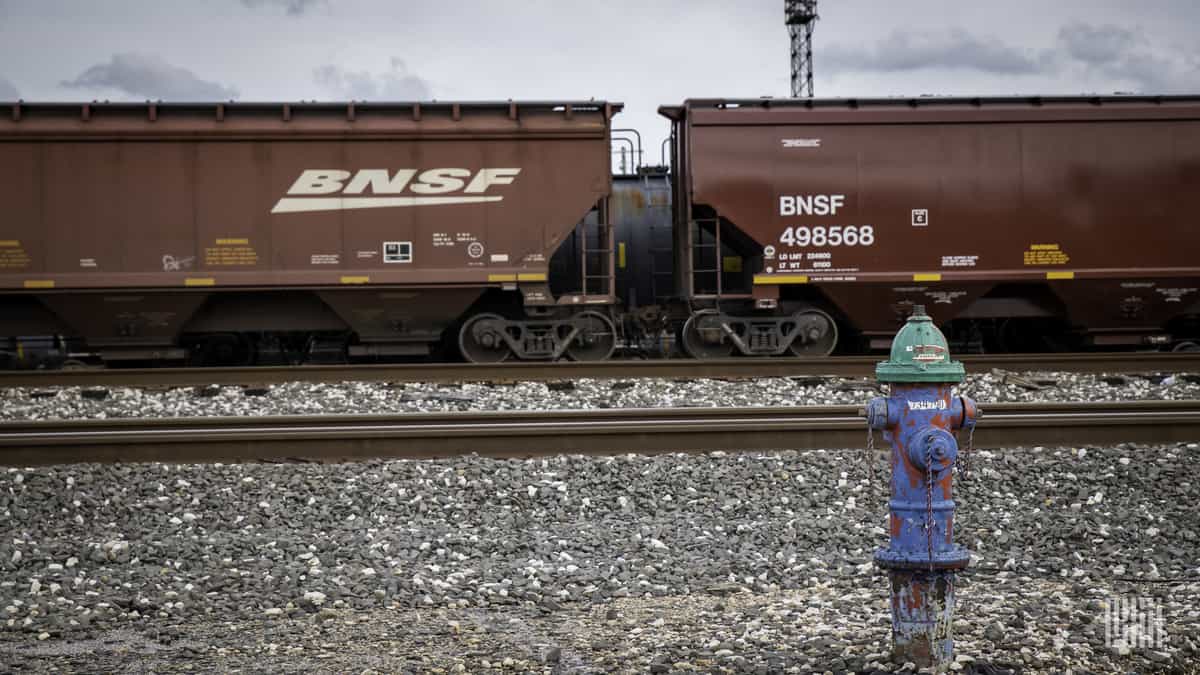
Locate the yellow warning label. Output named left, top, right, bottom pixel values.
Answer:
left=913, top=273, right=942, bottom=282
left=0, top=245, right=31, bottom=269
left=1023, top=243, right=1070, bottom=266
left=23, top=280, right=54, bottom=289
left=205, top=239, right=259, bottom=266
left=340, top=276, right=370, bottom=284
left=618, top=242, right=626, bottom=269
left=1046, top=271, right=1075, bottom=280
left=517, top=273, right=547, bottom=282
left=185, top=277, right=216, bottom=287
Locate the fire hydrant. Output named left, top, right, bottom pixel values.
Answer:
left=866, top=306, right=978, bottom=667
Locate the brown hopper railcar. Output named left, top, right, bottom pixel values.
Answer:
left=3, top=95, right=1199, bottom=367
left=659, top=96, right=1200, bottom=356
left=0, top=100, right=622, bottom=365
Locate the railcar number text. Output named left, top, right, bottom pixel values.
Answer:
left=779, top=225, right=875, bottom=247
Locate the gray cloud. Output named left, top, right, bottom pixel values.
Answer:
left=0, top=76, right=17, bottom=100
left=1056, top=22, right=1197, bottom=93
left=239, top=0, right=325, bottom=16
left=824, top=28, right=1040, bottom=75
left=822, top=22, right=1200, bottom=93
left=61, top=53, right=238, bottom=101
left=313, top=58, right=432, bottom=100
left=1058, top=22, right=1140, bottom=66
left=1096, top=51, right=1178, bottom=92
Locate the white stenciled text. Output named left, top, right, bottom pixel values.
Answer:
left=779, top=225, right=875, bottom=247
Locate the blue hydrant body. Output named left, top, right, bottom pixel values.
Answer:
left=867, top=307, right=978, bottom=666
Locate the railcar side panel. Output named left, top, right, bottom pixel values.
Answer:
left=666, top=97, right=1200, bottom=345
left=0, top=102, right=619, bottom=360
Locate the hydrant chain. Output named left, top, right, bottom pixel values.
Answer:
left=925, top=443, right=935, bottom=572
left=866, top=422, right=877, bottom=489
left=962, top=425, right=975, bottom=481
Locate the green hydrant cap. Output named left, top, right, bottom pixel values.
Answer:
left=875, top=305, right=965, bottom=383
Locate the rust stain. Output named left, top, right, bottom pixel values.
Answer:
left=938, top=472, right=953, bottom=495
left=908, top=579, right=925, bottom=609
left=900, top=438, right=923, bottom=489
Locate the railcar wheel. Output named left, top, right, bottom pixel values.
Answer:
left=565, top=311, right=617, bottom=361
left=787, top=309, right=838, bottom=357
left=1174, top=341, right=1200, bottom=352
left=459, top=313, right=512, bottom=363
left=194, top=333, right=253, bottom=366
left=682, top=312, right=734, bottom=359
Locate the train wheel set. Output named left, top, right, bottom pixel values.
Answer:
left=457, top=311, right=618, bottom=364
left=679, top=308, right=839, bottom=359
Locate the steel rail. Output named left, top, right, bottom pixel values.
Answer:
left=1, top=352, right=1198, bottom=389
left=2, top=400, right=1197, bottom=466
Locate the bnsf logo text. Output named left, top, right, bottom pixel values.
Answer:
left=272, top=168, right=521, bottom=214
left=779, top=194, right=845, bottom=217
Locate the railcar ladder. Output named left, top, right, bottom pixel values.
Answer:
left=649, top=247, right=674, bottom=305
left=645, top=174, right=675, bottom=305
left=689, top=217, right=722, bottom=298
left=579, top=200, right=615, bottom=299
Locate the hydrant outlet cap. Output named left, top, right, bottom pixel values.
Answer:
left=876, top=305, right=965, bottom=383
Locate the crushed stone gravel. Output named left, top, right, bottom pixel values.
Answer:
left=0, top=441, right=1197, bottom=673
left=2, top=370, right=1199, bottom=420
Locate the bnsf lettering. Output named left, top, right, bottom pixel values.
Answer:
left=409, top=168, right=471, bottom=195
left=346, top=169, right=416, bottom=194
left=287, top=168, right=521, bottom=196
left=779, top=194, right=846, bottom=216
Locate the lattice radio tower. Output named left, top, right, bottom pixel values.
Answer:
left=785, top=0, right=818, bottom=97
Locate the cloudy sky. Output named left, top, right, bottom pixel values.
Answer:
left=1, top=0, right=1197, bottom=167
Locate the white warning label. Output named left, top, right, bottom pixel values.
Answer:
left=941, top=255, right=978, bottom=268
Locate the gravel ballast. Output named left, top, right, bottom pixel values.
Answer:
left=1, top=442, right=1198, bottom=673
left=2, top=370, right=1199, bottom=420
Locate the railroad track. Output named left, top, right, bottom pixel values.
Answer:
left=1, top=352, right=1199, bottom=389
left=2, top=400, right=1196, bottom=465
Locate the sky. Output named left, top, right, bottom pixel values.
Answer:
left=1, top=0, right=1198, bottom=170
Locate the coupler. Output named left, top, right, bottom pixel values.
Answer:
left=866, top=306, right=978, bottom=667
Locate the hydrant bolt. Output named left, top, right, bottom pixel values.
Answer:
left=907, top=427, right=957, bottom=473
